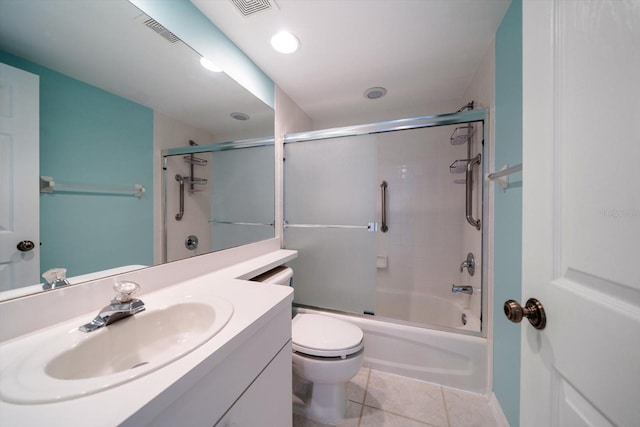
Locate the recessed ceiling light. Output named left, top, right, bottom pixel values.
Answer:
left=271, top=31, right=300, bottom=54
left=364, top=87, right=387, bottom=100
left=200, top=57, right=222, bottom=72
left=231, top=112, right=250, bottom=121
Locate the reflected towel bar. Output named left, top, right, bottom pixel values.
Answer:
left=39, top=176, right=145, bottom=198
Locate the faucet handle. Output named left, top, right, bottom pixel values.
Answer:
left=113, top=281, right=140, bottom=302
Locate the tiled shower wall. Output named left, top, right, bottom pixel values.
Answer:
left=375, top=125, right=478, bottom=318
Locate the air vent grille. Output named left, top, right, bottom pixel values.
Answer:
left=144, top=18, right=181, bottom=43
left=230, top=0, right=273, bottom=16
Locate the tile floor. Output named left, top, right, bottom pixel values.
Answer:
left=293, top=368, right=500, bottom=427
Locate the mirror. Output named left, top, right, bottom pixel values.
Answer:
left=0, top=0, right=275, bottom=299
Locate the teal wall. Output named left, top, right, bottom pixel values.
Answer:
left=1, top=52, right=154, bottom=278
left=493, top=0, right=522, bottom=425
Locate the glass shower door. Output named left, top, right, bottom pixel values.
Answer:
left=284, top=135, right=378, bottom=315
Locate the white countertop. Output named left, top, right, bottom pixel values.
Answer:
left=0, top=250, right=296, bottom=426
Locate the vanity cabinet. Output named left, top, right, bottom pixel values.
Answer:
left=215, top=342, right=292, bottom=427
left=125, top=304, right=293, bottom=427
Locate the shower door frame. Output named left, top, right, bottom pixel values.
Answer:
left=283, top=109, right=489, bottom=337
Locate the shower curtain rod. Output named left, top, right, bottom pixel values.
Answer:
left=284, top=109, right=487, bottom=144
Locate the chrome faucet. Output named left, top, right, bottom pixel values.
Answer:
left=451, top=284, right=473, bottom=295
left=42, top=268, right=71, bottom=290
left=459, top=252, right=475, bottom=276
left=79, top=281, right=145, bottom=332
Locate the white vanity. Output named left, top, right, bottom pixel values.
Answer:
left=0, top=245, right=296, bottom=427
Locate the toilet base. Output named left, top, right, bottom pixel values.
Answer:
left=293, top=370, right=349, bottom=425
left=306, top=382, right=348, bottom=425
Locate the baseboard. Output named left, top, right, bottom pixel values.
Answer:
left=489, top=392, right=511, bottom=427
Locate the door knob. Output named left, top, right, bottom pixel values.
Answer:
left=16, top=240, right=35, bottom=252
left=504, top=298, right=546, bottom=330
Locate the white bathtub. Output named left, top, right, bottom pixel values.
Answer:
left=295, top=306, right=488, bottom=394
left=375, top=288, right=481, bottom=331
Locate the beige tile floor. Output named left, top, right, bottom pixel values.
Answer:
left=293, top=368, right=500, bottom=427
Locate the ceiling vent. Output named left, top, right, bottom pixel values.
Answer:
left=143, top=17, right=181, bottom=43
left=230, top=0, right=275, bottom=17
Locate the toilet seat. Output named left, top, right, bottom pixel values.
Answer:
left=292, top=314, right=364, bottom=358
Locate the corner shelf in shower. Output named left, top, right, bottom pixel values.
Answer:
left=183, top=155, right=208, bottom=166
left=184, top=140, right=207, bottom=192
left=450, top=125, right=475, bottom=145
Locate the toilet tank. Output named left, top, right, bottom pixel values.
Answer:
left=250, top=266, right=293, bottom=286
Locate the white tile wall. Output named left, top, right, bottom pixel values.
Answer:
left=375, top=124, right=482, bottom=326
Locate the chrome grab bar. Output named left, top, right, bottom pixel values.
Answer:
left=175, top=174, right=184, bottom=221
left=466, top=154, right=481, bottom=230
left=380, top=181, right=389, bottom=233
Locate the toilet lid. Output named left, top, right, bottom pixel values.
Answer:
left=292, top=314, right=364, bottom=358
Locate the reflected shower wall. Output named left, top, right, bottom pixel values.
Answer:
left=162, top=140, right=275, bottom=262
left=284, top=113, right=485, bottom=333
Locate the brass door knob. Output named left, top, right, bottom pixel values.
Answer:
left=504, top=298, right=546, bottom=330
left=16, top=240, right=35, bottom=252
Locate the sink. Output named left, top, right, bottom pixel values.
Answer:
left=0, top=291, right=233, bottom=404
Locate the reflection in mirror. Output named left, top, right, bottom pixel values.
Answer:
left=163, top=141, right=275, bottom=262
left=0, top=0, right=275, bottom=300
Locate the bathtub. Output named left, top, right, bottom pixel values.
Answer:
left=295, top=306, right=488, bottom=394
left=374, top=288, right=481, bottom=331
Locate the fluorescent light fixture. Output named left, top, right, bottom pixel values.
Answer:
left=270, top=31, right=300, bottom=54
left=200, top=57, right=222, bottom=72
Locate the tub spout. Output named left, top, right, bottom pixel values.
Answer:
left=451, top=284, right=473, bottom=295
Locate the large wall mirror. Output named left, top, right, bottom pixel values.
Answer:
left=0, top=0, right=275, bottom=300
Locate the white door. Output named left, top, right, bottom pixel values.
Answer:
left=0, top=63, right=40, bottom=291
left=520, top=1, right=640, bottom=426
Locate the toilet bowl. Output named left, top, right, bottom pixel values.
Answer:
left=251, top=267, right=365, bottom=425
left=292, top=313, right=364, bottom=425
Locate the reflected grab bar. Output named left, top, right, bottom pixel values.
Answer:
left=175, top=174, right=184, bottom=221
left=466, top=154, right=481, bottom=230
left=380, top=181, right=389, bottom=233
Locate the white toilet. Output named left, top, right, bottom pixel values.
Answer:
left=252, top=266, right=364, bottom=425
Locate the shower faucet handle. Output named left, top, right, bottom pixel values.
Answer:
left=460, top=252, right=475, bottom=276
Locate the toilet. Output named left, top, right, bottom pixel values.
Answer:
left=252, top=266, right=364, bottom=425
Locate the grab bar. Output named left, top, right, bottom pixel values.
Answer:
left=175, top=174, right=184, bottom=221
left=380, top=181, right=389, bottom=233
left=466, top=154, right=481, bottom=230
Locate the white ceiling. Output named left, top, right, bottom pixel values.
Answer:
left=193, top=0, right=510, bottom=128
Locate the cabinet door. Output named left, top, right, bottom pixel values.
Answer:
left=216, top=343, right=292, bottom=427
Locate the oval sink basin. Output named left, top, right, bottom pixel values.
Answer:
left=0, top=292, right=233, bottom=404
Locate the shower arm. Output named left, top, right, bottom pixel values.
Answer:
left=465, top=155, right=481, bottom=230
